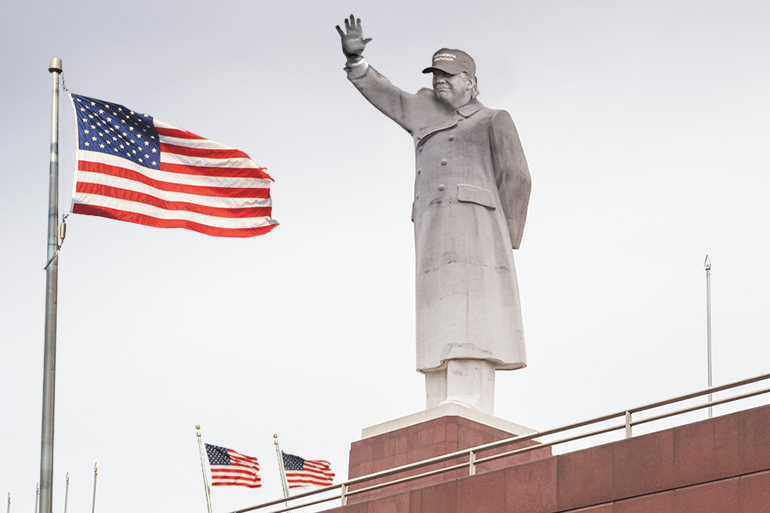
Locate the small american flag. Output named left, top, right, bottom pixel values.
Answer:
left=68, top=93, right=278, bottom=237
left=282, top=452, right=334, bottom=487
left=205, top=444, right=261, bottom=488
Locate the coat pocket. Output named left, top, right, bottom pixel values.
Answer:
left=457, top=184, right=497, bottom=209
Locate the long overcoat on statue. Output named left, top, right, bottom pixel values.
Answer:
left=349, top=66, right=531, bottom=372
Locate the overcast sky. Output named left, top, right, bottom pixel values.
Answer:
left=2, top=1, right=770, bottom=512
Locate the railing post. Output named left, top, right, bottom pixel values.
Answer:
left=469, top=451, right=476, bottom=476
left=341, top=484, right=347, bottom=506
left=625, top=411, right=633, bottom=438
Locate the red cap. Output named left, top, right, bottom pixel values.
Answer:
left=422, top=49, right=476, bottom=75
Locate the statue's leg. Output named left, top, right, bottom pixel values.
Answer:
left=425, top=367, right=447, bottom=409
left=424, top=359, right=496, bottom=415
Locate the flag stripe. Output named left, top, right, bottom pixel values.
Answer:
left=158, top=152, right=261, bottom=172
left=159, top=161, right=272, bottom=179
left=210, top=468, right=259, bottom=477
left=286, top=478, right=333, bottom=486
left=75, top=171, right=271, bottom=208
left=76, top=183, right=273, bottom=219
left=160, top=135, right=237, bottom=151
left=160, top=142, right=251, bottom=160
left=286, top=469, right=328, bottom=479
left=78, top=161, right=271, bottom=198
left=73, top=195, right=276, bottom=228
left=229, top=455, right=259, bottom=465
left=80, top=151, right=271, bottom=188
left=211, top=482, right=261, bottom=485
left=155, top=126, right=207, bottom=139
left=303, top=461, right=331, bottom=470
left=73, top=204, right=278, bottom=238
left=286, top=473, right=334, bottom=481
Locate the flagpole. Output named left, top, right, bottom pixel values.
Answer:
left=6, top=492, right=10, bottom=513
left=705, top=255, right=713, bottom=418
left=90, top=463, right=98, bottom=513
left=62, top=474, right=69, bottom=513
left=273, top=435, right=291, bottom=511
left=39, top=56, right=62, bottom=513
left=196, top=426, right=213, bottom=513
left=34, top=484, right=39, bottom=513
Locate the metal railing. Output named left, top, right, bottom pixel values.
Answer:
left=229, top=371, right=770, bottom=513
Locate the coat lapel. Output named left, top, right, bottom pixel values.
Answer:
left=457, top=99, right=483, bottom=118
left=415, top=112, right=458, bottom=146
left=415, top=99, right=484, bottom=147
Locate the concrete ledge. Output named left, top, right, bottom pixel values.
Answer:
left=361, top=402, right=537, bottom=439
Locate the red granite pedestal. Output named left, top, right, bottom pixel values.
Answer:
left=346, top=405, right=552, bottom=503
left=326, top=402, right=770, bottom=513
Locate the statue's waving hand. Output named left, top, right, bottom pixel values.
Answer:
left=336, top=15, right=372, bottom=66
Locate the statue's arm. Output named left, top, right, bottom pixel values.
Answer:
left=349, top=68, right=430, bottom=133
left=336, top=15, right=424, bottom=133
left=489, top=110, right=531, bottom=249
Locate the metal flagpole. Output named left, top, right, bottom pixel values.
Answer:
left=6, top=492, right=10, bottom=513
left=90, top=463, right=98, bottom=513
left=273, top=435, right=291, bottom=511
left=196, top=426, right=213, bottom=513
left=34, top=485, right=39, bottom=513
left=62, top=474, right=69, bottom=513
left=39, top=56, right=62, bottom=513
left=705, top=255, right=713, bottom=418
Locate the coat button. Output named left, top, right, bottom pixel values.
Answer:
left=416, top=194, right=420, bottom=199
left=417, top=168, right=421, bottom=174
left=441, top=160, right=447, bottom=166
left=438, top=184, right=445, bottom=191
left=448, top=135, right=455, bottom=141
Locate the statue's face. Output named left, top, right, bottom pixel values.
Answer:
left=432, top=71, right=472, bottom=109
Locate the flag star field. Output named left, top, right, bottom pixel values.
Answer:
left=74, top=96, right=160, bottom=167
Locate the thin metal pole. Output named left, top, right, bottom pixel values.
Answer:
left=273, top=435, right=291, bottom=511
left=62, top=474, right=69, bottom=513
left=705, top=255, right=713, bottom=418
left=7, top=492, right=10, bottom=513
left=40, top=57, right=62, bottom=513
left=196, top=426, right=213, bottom=513
left=90, top=463, right=98, bottom=513
left=35, top=485, right=39, bottom=513
left=624, top=411, right=633, bottom=438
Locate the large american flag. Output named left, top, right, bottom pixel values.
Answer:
left=69, top=93, right=278, bottom=237
left=282, top=452, right=335, bottom=487
left=205, top=444, right=261, bottom=488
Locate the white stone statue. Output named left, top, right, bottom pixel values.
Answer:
left=337, top=16, right=531, bottom=415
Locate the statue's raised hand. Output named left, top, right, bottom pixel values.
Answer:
left=336, top=15, right=372, bottom=65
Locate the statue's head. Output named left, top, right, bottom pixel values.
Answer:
left=422, top=49, right=480, bottom=108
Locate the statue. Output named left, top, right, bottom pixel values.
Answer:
left=336, top=16, right=532, bottom=415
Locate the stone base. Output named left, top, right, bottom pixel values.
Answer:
left=361, top=402, right=537, bottom=439
left=329, top=402, right=770, bottom=513
left=424, top=360, right=497, bottom=414
left=347, top=404, right=551, bottom=503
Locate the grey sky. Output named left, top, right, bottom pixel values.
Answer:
left=2, top=1, right=769, bottom=512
